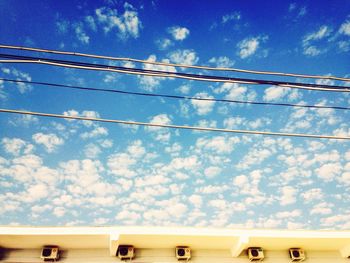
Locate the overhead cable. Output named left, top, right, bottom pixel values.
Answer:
left=2, top=78, right=350, bottom=111
left=0, top=108, right=349, bottom=140
left=0, top=53, right=349, bottom=92
left=0, top=43, right=349, bottom=82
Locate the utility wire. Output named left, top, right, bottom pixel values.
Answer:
left=0, top=108, right=349, bottom=140
left=1, top=43, right=349, bottom=82
left=2, top=78, right=350, bottom=111
left=0, top=53, right=349, bottom=92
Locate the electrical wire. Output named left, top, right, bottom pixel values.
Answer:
left=1, top=43, right=349, bottom=82
left=2, top=78, right=350, bottom=111
left=0, top=53, right=349, bottom=92
left=0, top=108, right=349, bottom=140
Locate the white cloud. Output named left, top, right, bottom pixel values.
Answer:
left=191, top=92, right=215, bottom=115
left=127, top=140, right=145, bottom=158
left=168, top=155, right=200, bottom=171
left=321, top=213, right=350, bottom=228
left=303, top=46, right=322, bottom=56
left=1, top=68, right=32, bottom=93
left=304, top=25, right=331, bottom=43
left=168, top=49, right=199, bottom=65
left=73, top=23, right=89, bottom=44
left=338, top=40, right=350, bottom=52
left=196, top=136, right=239, bottom=154
left=310, top=202, right=333, bottom=215
left=85, top=15, right=96, bottom=31
left=263, top=86, right=289, bottom=101
left=168, top=26, right=190, bottom=41
left=279, top=186, right=297, bottom=206
left=9, top=114, right=39, bottom=127
left=63, top=109, right=79, bottom=119
left=178, top=84, right=191, bottom=94
left=275, top=209, right=301, bottom=219
left=107, top=153, right=137, bottom=178
left=233, top=175, right=248, bottom=188
left=301, top=188, right=324, bottom=202
left=139, top=55, right=177, bottom=91
left=81, top=126, right=108, bottom=139
left=237, top=36, right=267, bottom=59
left=32, top=133, right=64, bottom=152
left=302, top=25, right=331, bottom=56
left=156, top=38, right=173, bottom=50
left=94, top=4, right=142, bottom=40
left=84, top=143, right=101, bottom=159
left=147, top=113, right=171, bottom=130
left=339, top=20, right=350, bottom=36
left=204, top=166, right=222, bottom=178
left=56, top=19, right=69, bottom=34
left=145, top=114, right=172, bottom=142
left=316, top=163, right=341, bottom=182
left=53, top=207, right=66, bottom=217
left=215, top=83, right=257, bottom=102
left=222, top=12, right=241, bottom=24
left=208, top=56, right=235, bottom=68
left=2, top=138, right=33, bottom=156
left=116, top=210, right=141, bottom=223
left=188, top=194, right=203, bottom=208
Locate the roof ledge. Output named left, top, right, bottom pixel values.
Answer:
left=230, top=235, right=249, bottom=257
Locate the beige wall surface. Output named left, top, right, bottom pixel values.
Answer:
left=1, top=248, right=349, bottom=263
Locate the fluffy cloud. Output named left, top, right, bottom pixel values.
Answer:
left=196, top=136, right=239, bottom=154
left=1, top=67, right=32, bottom=94
left=147, top=113, right=171, bottom=130
left=81, top=126, right=108, bottom=139
left=279, top=186, right=297, bottom=206
left=107, top=153, right=137, bottom=178
left=146, top=114, right=172, bottom=142
left=84, top=143, right=101, bottom=159
left=263, top=86, right=301, bottom=101
left=188, top=194, right=203, bottom=208
left=127, top=140, right=145, bottom=158
left=208, top=56, right=235, bottom=68
left=32, top=133, right=64, bottom=152
left=94, top=3, right=142, bottom=39
left=301, top=188, right=324, bottom=202
left=215, top=83, right=257, bottom=102
left=339, top=20, right=350, bottom=36
left=275, top=209, right=301, bottom=219
left=237, top=36, right=268, bottom=59
left=168, top=49, right=199, bottom=65
left=191, top=92, right=215, bottom=115
left=73, top=22, right=89, bottom=44
left=2, top=138, right=33, bottom=156
left=310, top=202, right=333, bottom=215
left=302, top=25, right=331, bottom=56
left=316, top=163, right=342, bottom=182
left=116, top=210, right=141, bottom=224
left=139, top=55, right=177, bottom=91
left=156, top=38, right=173, bottom=50
left=204, top=166, right=222, bottom=178
left=168, top=26, right=190, bottom=41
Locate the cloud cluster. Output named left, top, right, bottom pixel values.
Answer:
left=237, top=36, right=268, bottom=59
left=168, top=26, right=190, bottom=41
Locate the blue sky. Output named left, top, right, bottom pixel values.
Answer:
left=0, top=0, right=350, bottom=229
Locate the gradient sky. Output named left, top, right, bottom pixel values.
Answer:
left=0, top=0, right=350, bottom=229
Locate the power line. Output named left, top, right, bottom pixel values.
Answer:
left=2, top=77, right=350, bottom=111
left=0, top=108, right=349, bottom=140
left=0, top=53, right=349, bottom=92
left=1, top=43, right=349, bottom=82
